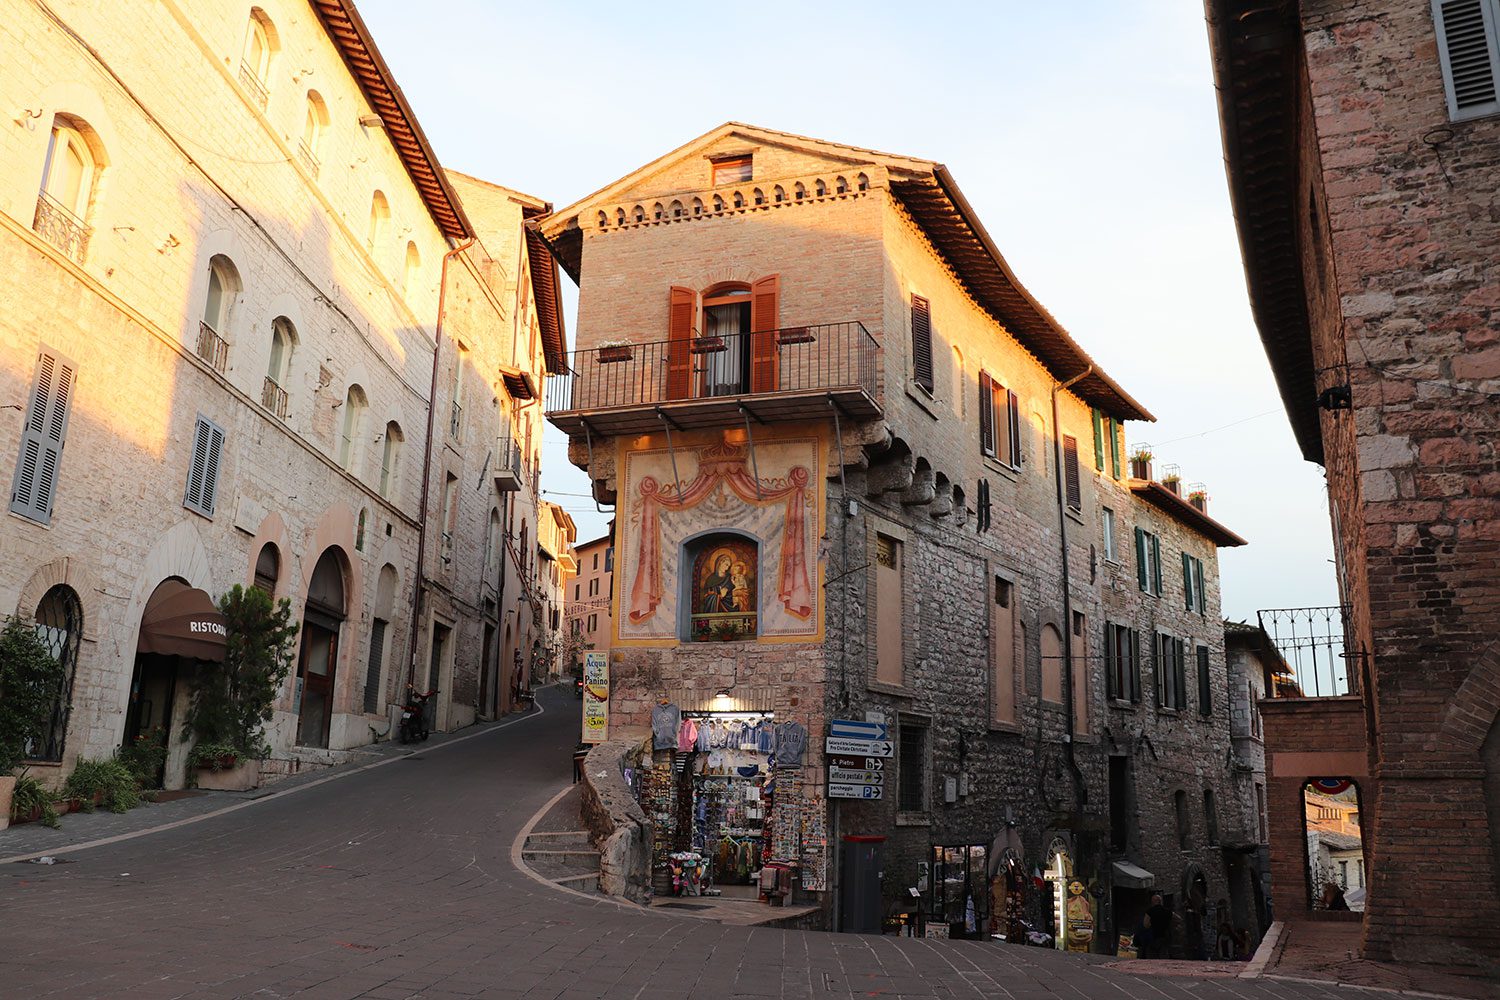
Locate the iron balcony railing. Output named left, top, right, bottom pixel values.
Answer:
left=1257, top=605, right=1358, bottom=698
left=239, top=62, right=270, bottom=109
left=197, top=322, right=229, bottom=373
left=261, top=376, right=288, bottom=419
left=297, top=141, right=320, bottom=177
left=546, top=321, right=880, bottom=415
left=33, top=191, right=90, bottom=265
left=493, top=433, right=523, bottom=491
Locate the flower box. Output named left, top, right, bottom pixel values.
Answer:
left=777, top=327, right=814, bottom=345
left=597, top=345, right=633, bottom=363
left=195, top=758, right=260, bottom=792
left=690, top=336, right=726, bottom=354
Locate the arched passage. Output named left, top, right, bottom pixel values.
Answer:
left=296, top=548, right=347, bottom=748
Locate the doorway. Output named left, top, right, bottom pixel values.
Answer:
left=296, top=549, right=346, bottom=749
left=700, top=287, right=751, bottom=396
left=122, top=655, right=177, bottom=788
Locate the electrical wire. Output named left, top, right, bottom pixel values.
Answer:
left=1149, top=409, right=1281, bottom=447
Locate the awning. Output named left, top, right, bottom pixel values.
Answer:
left=137, top=580, right=228, bottom=661
left=1112, top=860, right=1156, bottom=889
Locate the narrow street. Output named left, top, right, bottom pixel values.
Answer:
left=3, top=686, right=1344, bottom=1000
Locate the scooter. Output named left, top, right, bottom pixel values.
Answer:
left=574, top=675, right=585, bottom=698
left=399, top=687, right=436, bottom=744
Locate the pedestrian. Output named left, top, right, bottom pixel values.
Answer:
left=1321, top=881, right=1349, bottom=911
left=1144, top=893, right=1173, bottom=959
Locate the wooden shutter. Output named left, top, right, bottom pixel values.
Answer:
left=978, top=374, right=996, bottom=456
left=1182, top=551, right=1194, bottom=611
left=749, top=274, right=780, bottom=393
left=10, top=349, right=75, bottom=525
left=184, top=416, right=225, bottom=517
left=1153, top=633, right=1164, bottom=706
left=1091, top=409, right=1105, bottom=471
left=1151, top=535, right=1163, bottom=596
left=977, top=477, right=991, bottom=532
left=1174, top=638, right=1188, bottom=709
left=665, top=286, right=695, bottom=400
left=1006, top=391, right=1021, bottom=467
left=1135, top=528, right=1148, bottom=591
left=911, top=295, right=933, bottom=393
left=1194, top=558, right=1206, bottom=615
left=1063, top=435, right=1081, bottom=511
left=1109, top=418, right=1122, bottom=479
left=1128, top=628, right=1142, bottom=703
left=1433, top=0, right=1500, bottom=121
left=1197, top=646, right=1211, bottom=715
left=1104, top=623, right=1117, bottom=700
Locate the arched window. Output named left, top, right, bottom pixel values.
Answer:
left=379, top=420, right=403, bottom=498
left=632, top=204, right=644, bottom=223
left=402, top=241, right=422, bottom=298
left=835, top=176, right=848, bottom=194
left=367, top=191, right=390, bottom=252
left=254, top=542, right=280, bottom=593
left=732, top=191, right=744, bottom=208
left=712, top=194, right=725, bottom=212
left=1175, top=789, right=1193, bottom=849
left=35, top=115, right=102, bottom=263
left=596, top=210, right=608, bottom=228
left=615, top=207, right=626, bottom=226
left=691, top=197, right=703, bottom=216
left=652, top=202, right=664, bottom=220
left=356, top=507, right=368, bottom=551
left=339, top=384, right=367, bottom=471
left=1204, top=787, right=1220, bottom=846
left=815, top=178, right=827, bottom=197
left=773, top=185, right=785, bottom=203
left=30, top=585, right=82, bottom=761
left=794, top=181, right=806, bottom=201
left=198, top=255, right=240, bottom=372
left=685, top=533, right=758, bottom=642
left=752, top=188, right=765, bottom=205
left=670, top=199, right=684, bottom=218
left=485, top=508, right=500, bottom=573
left=300, top=91, right=328, bottom=173
left=857, top=172, right=870, bottom=191
left=240, top=8, right=277, bottom=108
left=267, top=317, right=295, bottom=384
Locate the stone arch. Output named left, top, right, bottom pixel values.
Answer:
left=815, top=178, right=827, bottom=197
left=187, top=228, right=251, bottom=347
left=1438, top=639, right=1500, bottom=753
left=652, top=201, right=664, bottom=220
left=773, top=184, right=786, bottom=203
left=857, top=172, right=870, bottom=191
left=712, top=193, right=725, bottom=212
left=33, top=80, right=121, bottom=183
left=732, top=191, right=745, bottom=209
left=632, top=204, right=645, bottom=223
left=14, top=557, right=103, bottom=643
left=691, top=196, right=704, bottom=215
left=794, top=181, right=806, bottom=201
left=246, top=509, right=296, bottom=599
left=902, top=457, right=936, bottom=506
left=752, top=187, right=765, bottom=205
left=669, top=199, right=683, bottom=218
left=835, top=175, right=848, bottom=194
left=615, top=207, right=626, bottom=226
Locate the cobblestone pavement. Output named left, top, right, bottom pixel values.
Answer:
left=3, top=687, right=1362, bottom=1000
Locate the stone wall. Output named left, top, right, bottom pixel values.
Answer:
left=579, top=738, right=652, bottom=904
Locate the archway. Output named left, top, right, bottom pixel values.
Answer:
left=296, top=548, right=347, bottom=748
left=1044, top=838, right=1072, bottom=950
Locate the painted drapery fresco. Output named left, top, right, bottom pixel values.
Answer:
left=617, top=434, right=822, bottom=642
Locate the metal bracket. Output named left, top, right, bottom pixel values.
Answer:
left=739, top=404, right=763, bottom=500
left=655, top=407, right=687, bottom=503
left=579, top=418, right=611, bottom=513
left=829, top=395, right=851, bottom=516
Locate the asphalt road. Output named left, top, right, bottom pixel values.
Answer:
left=1, top=686, right=1348, bottom=1000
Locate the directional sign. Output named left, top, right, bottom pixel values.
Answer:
left=829, top=719, right=888, bottom=741
left=828, top=755, right=885, bottom=772
left=829, top=767, right=884, bottom=785
left=825, top=736, right=893, bottom=757
left=829, top=782, right=883, bottom=799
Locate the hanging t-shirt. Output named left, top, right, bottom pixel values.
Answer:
left=678, top=718, right=699, bottom=752
left=651, top=703, right=681, bottom=750
left=775, top=722, right=808, bottom=765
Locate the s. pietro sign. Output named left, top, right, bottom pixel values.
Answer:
left=581, top=652, right=609, bottom=743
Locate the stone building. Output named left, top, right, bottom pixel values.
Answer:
left=1207, top=0, right=1500, bottom=967
left=568, top=532, right=616, bottom=672
left=0, top=0, right=559, bottom=790
left=540, top=123, right=1251, bottom=946
left=534, top=500, right=577, bottom=683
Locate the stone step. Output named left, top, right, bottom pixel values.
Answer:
left=554, top=871, right=601, bottom=893
left=525, top=829, right=590, bottom=838
left=523, top=830, right=592, bottom=847
left=522, top=848, right=600, bottom=859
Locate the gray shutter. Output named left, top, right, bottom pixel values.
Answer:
left=1182, top=551, right=1195, bottom=611
left=10, top=349, right=75, bottom=525
left=1135, top=528, right=1148, bottom=591
left=1103, top=623, right=1117, bottom=700
left=363, top=618, right=388, bottom=714
left=1433, top=0, right=1500, bottom=120
left=1128, top=628, right=1142, bottom=703
left=184, top=416, right=226, bottom=517
left=911, top=295, right=933, bottom=392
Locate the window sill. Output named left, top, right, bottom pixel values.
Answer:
left=1106, top=699, right=1138, bottom=711
left=904, top=384, right=940, bottom=420
left=981, top=456, right=1020, bottom=480
left=868, top=679, right=918, bottom=699
left=1157, top=707, right=1181, bottom=717
left=988, top=720, right=1023, bottom=735
left=895, top=811, right=931, bottom=827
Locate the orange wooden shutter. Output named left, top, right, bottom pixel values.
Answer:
left=750, top=274, right=780, bottom=393
left=666, top=286, right=695, bottom=400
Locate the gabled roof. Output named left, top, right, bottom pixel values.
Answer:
left=539, top=122, right=1153, bottom=422
left=1130, top=478, right=1247, bottom=547
left=310, top=0, right=471, bottom=240
left=1203, top=0, right=1322, bottom=463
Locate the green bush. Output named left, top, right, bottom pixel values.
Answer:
left=118, top=727, right=168, bottom=789
left=63, top=757, right=140, bottom=814
left=8, top=771, right=59, bottom=828
left=0, top=617, right=67, bottom=774
left=187, top=740, right=241, bottom=771
left=183, top=585, right=297, bottom=760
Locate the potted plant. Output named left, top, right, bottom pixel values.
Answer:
left=0, top=616, right=67, bottom=831
left=1161, top=468, right=1182, bottom=495
left=691, top=333, right=726, bottom=354
left=8, top=771, right=60, bottom=828
left=777, top=326, right=814, bottom=345
left=596, top=339, right=633, bottom=363
left=63, top=757, right=140, bottom=813
left=118, top=726, right=168, bottom=790
left=182, top=585, right=298, bottom=792
left=1128, top=446, right=1153, bottom=481
left=1187, top=487, right=1209, bottom=512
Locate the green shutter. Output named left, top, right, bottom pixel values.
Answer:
left=1151, top=536, right=1163, bottom=596
left=1194, top=558, right=1206, bottom=615
left=1182, top=552, right=1193, bottom=611
left=1091, top=409, right=1104, bottom=471
left=1135, top=528, right=1148, bottom=591
left=1109, top=419, right=1122, bottom=480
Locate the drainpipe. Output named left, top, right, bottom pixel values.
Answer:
left=407, top=237, right=477, bottom=689
left=1051, top=364, right=1093, bottom=811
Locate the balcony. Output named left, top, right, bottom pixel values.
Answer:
left=196, top=322, right=229, bottom=373
left=1257, top=605, right=1357, bottom=698
left=545, top=321, right=881, bottom=437
left=493, top=434, right=523, bottom=492
left=239, top=62, right=269, bottom=110
left=33, top=192, right=91, bottom=265
left=297, top=141, right=320, bottom=177
left=261, top=376, right=288, bottom=419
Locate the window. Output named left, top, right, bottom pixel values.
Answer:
left=980, top=377, right=1021, bottom=468
left=1041, top=623, right=1064, bottom=703
left=686, top=534, right=758, bottom=642
left=254, top=542, right=280, bottom=594
left=35, top=116, right=101, bottom=263
left=574, top=583, right=580, bottom=601
left=1135, top=528, right=1163, bottom=596
left=1197, top=645, right=1212, bottom=716
left=587, top=613, right=598, bottom=632
left=339, top=385, right=366, bottom=471
left=1204, top=787, right=1220, bottom=846
left=300, top=91, right=328, bottom=172
left=991, top=575, right=1017, bottom=725
left=1063, top=435, right=1081, bottom=511
left=711, top=156, right=752, bottom=185
left=910, top=295, right=933, bottom=393
left=484, top=508, right=500, bottom=573
left=355, top=508, right=367, bottom=551
left=29, top=585, right=82, bottom=762
left=1156, top=633, right=1187, bottom=710
left=1101, top=507, right=1117, bottom=561
left=898, top=720, right=928, bottom=812
left=199, top=255, right=240, bottom=372
left=367, top=190, right=390, bottom=252
left=401, top=241, right=422, bottom=299
left=1108, top=417, right=1122, bottom=479
left=589, top=578, right=599, bottom=597
left=267, top=317, right=295, bottom=384
left=1175, top=789, right=1192, bottom=849
left=184, top=415, right=226, bottom=518
left=10, top=348, right=75, bottom=525
left=451, top=344, right=467, bottom=438
left=593, top=552, right=600, bottom=571
left=1182, top=553, right=1207, bottom=615
left=1091, top=411, right=1124, bottom=478
left=240, top=9, right=276, bottom=108
left=1432, top=0, right=1500, bottom=121
left=380, top=421, right=403, bottom=498
left=1104, top=623, right=1141, bottom=703
left=875, top=534, right=904, bottom=685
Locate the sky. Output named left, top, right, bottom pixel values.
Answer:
left=359, top=0, right=1339, bottom=623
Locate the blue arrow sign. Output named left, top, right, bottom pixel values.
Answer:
left=829, top=719, right=888, bottom=741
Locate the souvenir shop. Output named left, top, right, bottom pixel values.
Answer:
left=639, top=702, right=810, bottom=902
